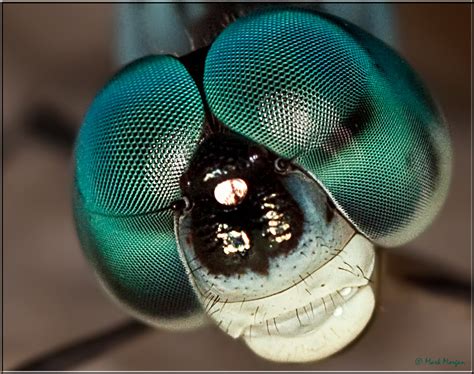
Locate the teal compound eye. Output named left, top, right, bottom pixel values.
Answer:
left=74, top=55, right=207, bottom=329
left=203, top=8, right=452, bottom=248
left=74, top=8, right=451, bottom=363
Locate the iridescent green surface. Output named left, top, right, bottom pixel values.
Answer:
left=74, top=56, right=205, bottom=325
left=204, top=9, right=451, bottom=246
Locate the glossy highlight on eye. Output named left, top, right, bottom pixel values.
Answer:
left=216, top=224, right=251, bottom=256
left=214, top=178, right=248, bottom=206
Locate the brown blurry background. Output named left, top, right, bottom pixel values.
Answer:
left=2, top=3, right=471, bottom=371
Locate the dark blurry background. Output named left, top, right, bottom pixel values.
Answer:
left=2, top=3, right=471, bottom=371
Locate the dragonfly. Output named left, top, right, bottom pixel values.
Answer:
left=11, top=3, right=461, bottom=370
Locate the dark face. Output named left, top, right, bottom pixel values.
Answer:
left=180, top=132, right=303, bottom=276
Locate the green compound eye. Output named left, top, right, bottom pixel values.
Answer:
left=74, top=55, right=207, bottom=328
left=74, top=8, right=451, bottom=363
left=204, top=9, right=452, bottom=247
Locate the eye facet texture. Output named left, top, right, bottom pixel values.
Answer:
left=74, top=56, right=206, bottom=327
left=204, top=9, right=451, bottom=246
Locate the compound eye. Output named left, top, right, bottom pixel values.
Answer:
left=73, top=55, right=206, bottom=328
left=204, top=7, right=452, bottom=248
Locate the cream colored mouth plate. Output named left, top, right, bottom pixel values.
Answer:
left=189, top=234, right=376, bottom=363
